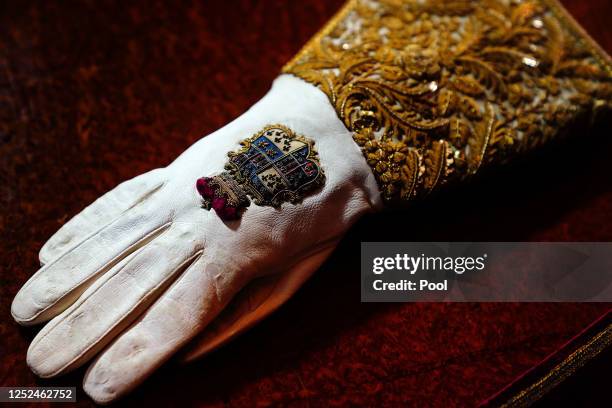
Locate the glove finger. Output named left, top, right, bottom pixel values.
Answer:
left=82, top=252, right=245, bottom=404
left=39, top=168, right=166, bottom=266
left=180, top=243, right=336, bottom=362
left=25, top=224, right=202, bottom=378
left=12, top=199, right=169, bottom=326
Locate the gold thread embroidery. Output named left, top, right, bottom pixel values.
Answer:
left=500, top=321, right=612, bottom=408
left=283, top=0, right=612, bottom=204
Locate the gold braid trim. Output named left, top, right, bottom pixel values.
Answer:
left=283, top=0, right=612, bottom=204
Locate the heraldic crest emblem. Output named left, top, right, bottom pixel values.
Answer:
left=196, top=125, right=325, bottom=220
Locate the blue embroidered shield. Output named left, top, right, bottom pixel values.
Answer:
left=196, top=125, right=325, bottom=220
left=227, top=125, right=324, bottom=206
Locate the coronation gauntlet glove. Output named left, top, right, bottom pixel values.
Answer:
left=12, top=0, right=611, bottom=404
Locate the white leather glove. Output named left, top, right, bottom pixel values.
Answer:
left=12, top=75, right=382, bottom=403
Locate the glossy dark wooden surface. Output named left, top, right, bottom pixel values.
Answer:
left=1, top=1, right=610, bottom=406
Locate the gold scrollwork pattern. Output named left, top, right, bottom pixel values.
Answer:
left=283, top=0, right=612, bottom=204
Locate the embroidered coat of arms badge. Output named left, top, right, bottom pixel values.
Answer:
left=196, top=125, right=325, bottom=220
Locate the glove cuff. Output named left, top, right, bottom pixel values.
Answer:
left=283, top=0, right=612, bottom=205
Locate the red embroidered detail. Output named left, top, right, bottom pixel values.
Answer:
left=195, top=176, right=248, bottom=221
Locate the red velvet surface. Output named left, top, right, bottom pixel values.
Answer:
left=0, top=0, right=610, bottom=406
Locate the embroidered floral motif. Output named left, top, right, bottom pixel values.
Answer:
left=283, top=0, right=612, bottom=205
left=196, top=125, right=325, bottom=219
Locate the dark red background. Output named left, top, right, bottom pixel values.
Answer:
left=0, top=1, right=610, bottom=406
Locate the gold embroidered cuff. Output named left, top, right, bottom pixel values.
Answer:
left=283, top=0, right=612, bottom=204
